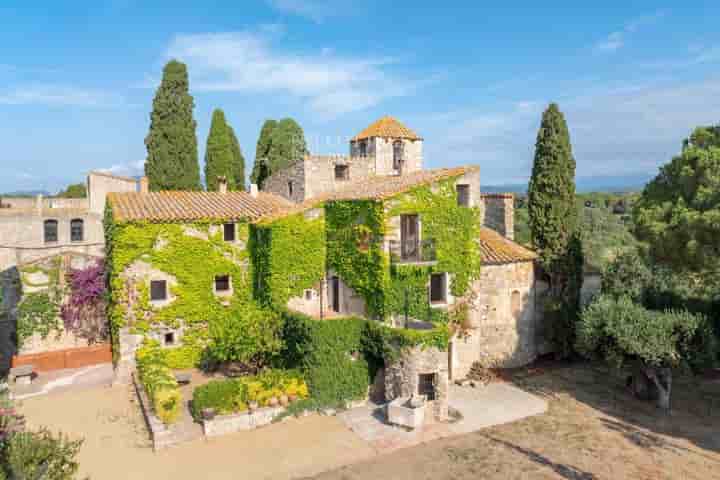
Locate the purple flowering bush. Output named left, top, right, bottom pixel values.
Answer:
left=60, top=260, right=108, bottom=343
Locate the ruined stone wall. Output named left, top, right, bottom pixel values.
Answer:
left=480, top=193, right=514, bottom=240
left=262, top=160, right=306, bottom=203
left=451, top=260, right=537, bottom=377
left=384, top=345, right=449, bottom=420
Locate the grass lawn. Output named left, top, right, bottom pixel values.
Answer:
left=310, top=362, right=720, bottom=480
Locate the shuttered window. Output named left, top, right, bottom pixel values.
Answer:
left=223, top=223, right=235, bottom=242
left=150, top=280, right=167, bottom=301
left=70, top=219, right=84, bottom=242
left=43, top=220, right=58, bottom=243
left=429, top=273, right=447, bottom=304
left=215, top=275, right=231, bottom=292
left=456, top=184, right=470, bottom=207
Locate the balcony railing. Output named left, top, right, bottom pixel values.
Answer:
left=389, top=238, right=437, bottom=264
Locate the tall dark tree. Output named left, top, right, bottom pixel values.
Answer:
left=528, top=103, right=579, bottom=294
left=204, top=109, right=235, bottom=191
left=229, top=126, right=246, bottom=191
left=528, top=103, right=583, bottom=356
left=251, top=119, right=277, bottom=187
left=144, top=60, right=201, bottom=191
left=268, top=118, right=306, bottom=174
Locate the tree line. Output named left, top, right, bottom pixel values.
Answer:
left=144, top=60, right=307, bottom=192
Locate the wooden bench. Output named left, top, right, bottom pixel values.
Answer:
left=10, top=364, right=34, bottom=385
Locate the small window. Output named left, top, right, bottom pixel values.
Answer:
left=288, top=181, right=294, bottom=196
left=358, top=140, right=367, bottom=156
left=393, top=140, right=403, bottom=170
left=223, top=223, right=235, bottom=242
left=70, top=218, right=84, bottom=242
left=418, top=373, right=436, bottom=401
left=215, top=275, right=231, bottom=292
left=456, top=185, right=470, bottom=207
left=43, top=219, right=58, bottom=243
left=334, top=164, right=349, bottom=181
left=164, top=332, right=175, bottom=346
left=150, top=280, right=167, bottom=301
left=429, top=273, right=447, bottom=304
left=304, top=289, right=314, bottom=301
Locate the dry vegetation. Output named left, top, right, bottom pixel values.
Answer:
left=311, top=363, right=720, bottom=480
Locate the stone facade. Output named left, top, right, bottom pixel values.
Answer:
left=202, top=405, right=286, bottom=437
left=480, top=193, right=514, bottom=240
left=450, top=261, right=538, bottom=378
left=384, top=346, right=449, bottom=421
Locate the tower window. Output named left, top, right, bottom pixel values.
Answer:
left=429, top=273, right=447, bottom=304
left=335, top=164, right=349, bottom=181
left=393, top=140, right=404, bottom=171
left=223, top=223, right=235, bottom=242
left=288, top=181, right=294, bottom=196
left=358, top=140, right=367, bottom=156
left=456, top=185, right=470, bottom=207
left=150, top=280, right=168, bottom=301
left=43, top=219, right=58, bottom=243
left=70, top=218, right=84, bottom=242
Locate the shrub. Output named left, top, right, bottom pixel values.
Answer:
left=1, top=429, right=83, bottom=480
left=153, top=389, right=182, bottom=425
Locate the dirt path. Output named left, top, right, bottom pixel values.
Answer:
left=311, top=365, right=720, bottom=480
left=20, top=385, right=375, bottom=480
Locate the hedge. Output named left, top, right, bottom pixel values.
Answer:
left=135, top=339, right=182, bottom=425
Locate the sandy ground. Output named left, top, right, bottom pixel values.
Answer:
left=20, top=385, right=375, bottom=480
left=310, top=364, right=720, bottom=480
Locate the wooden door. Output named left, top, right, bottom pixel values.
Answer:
left=400, top=214, right=419, bottom=260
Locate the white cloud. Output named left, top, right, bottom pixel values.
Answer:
left=421, top=78, right=720, bottom=184
left=97, top=160, right=145, bottom=177
left=594, top=10, right=666, bottom=54
left=265, top=0, right=352, bottom=23
left=165, top=29, right=414, bottom=117
left=0, top=85, right=123, bottom=107
left=642, top=45, right=720, bottom=69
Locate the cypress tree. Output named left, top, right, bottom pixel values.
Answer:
left=267, top=118, right=306, bottom=174
left=229, top=126, right=246, bottom=191
left=144, top=60, right=201, bottom=191
left=204, top=109, right=235, bottom=191
left=251, top=119, right=277, bottom=187
left=528, top=103, right=582, bottom=356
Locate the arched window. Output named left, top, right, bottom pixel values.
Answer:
left=43, top=219, right=58, bottom=243
left=393, top=140, right=404, bottom=171
left=70, top=219, right=84, bottom=242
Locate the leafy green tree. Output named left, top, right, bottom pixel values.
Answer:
left=56, top=183, right=86, bottom=198
left=601, top=250, right=651, bottom=303
left=528, top=103, right=579, bottom=295
left=144, top=60, right=201, bottom=191
left=577, top=295, right=717, bottom=409
left=2, top=429, right=83, bottom=480
left=683, top=124, right=720, bottom=150
left=204, top=109, right=235, bottom=191
left=634, top=133, right=720, bottom=283
left=251, top=119, right=277, bottom=187
left=267, top=118, right=306, bottom=176
left=229, top=126, right=245, bottom=191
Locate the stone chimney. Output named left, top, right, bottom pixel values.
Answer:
left=139, top=176, right=149, bottom=194
left=480, top=193, right=514, bottom=240
left=217, top=176, right=228, bottom=195
left=249, top=184, right=259, bottom=198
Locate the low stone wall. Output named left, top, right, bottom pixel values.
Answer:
left=132, top=373, right=183, bottom=451
left=203, top=405, right=285, bottom=437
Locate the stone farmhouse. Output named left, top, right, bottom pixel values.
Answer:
left=103, top=117, right=543, bottom=418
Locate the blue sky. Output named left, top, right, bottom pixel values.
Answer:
left=1, top=1, right=719, bottom=192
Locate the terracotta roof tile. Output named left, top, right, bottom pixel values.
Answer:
left=479, top=227, right=537, bottom=265
left=107, top=190, right=293, bottom=223
left=352, top=116, right=422, bottom=141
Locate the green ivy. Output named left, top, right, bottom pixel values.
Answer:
left=16, top=292, right=61, bottom=349
left=325, top=200, right=389, bottom=318
left=249, top=213, right=326, bottom=309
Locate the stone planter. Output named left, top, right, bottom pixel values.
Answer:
left=387, top=396, right=426, bottom=430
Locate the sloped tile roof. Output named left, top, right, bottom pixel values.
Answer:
left=107, top=191, right=293, bottom=223
left=479, top=227, right=538, bottom=265
left=352, top=116, right=422, bottom=141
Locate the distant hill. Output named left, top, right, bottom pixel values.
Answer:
left=485, top=173, right=654, bottom=195
left=0, top=190, right=50, bottom=197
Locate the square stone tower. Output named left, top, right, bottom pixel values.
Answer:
left=349, top=116, right=423, bottom=176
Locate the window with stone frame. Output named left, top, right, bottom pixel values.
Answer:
left=215, top=275, right=231, bottom=293
left=393, top=140, right=404, bottom=171
left=164, top=332, right=176, bottom=346
left=429, top=273, right=447, bottom=304
left=335, top=164, right=349, bottom=181
left=43, top=219, right=58, bottom=243
left=223, top=223, right=236, bottom=242
left=456, top=184, right=470, bottom=207
left=418, top=373, right=437, bottom=400
left=70, top=218, right=84, bottom=242
left=150, top=280, right=168, bottom=301
left=288, top=181, right=294, bottom=197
